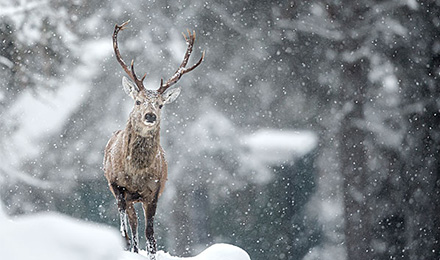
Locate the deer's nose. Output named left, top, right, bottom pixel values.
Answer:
left=145, top=113, right=157, bottom=123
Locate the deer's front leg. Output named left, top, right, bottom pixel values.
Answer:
left=143, top=189, right=160, bottom=259
left=126, top=201, right=139, bottom=253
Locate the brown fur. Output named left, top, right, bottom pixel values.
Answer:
left=104, top=123, right=167, bottom=203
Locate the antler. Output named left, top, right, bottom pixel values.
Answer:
left=113, top=20, right=146, bottom=91
left=157, top=30, right=205, bottom=94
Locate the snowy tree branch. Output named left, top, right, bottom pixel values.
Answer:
left=0, top=56, right=13, bottom=69
left=0, top=0, right=48, bottom=17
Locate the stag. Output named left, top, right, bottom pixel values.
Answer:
left=103, top=21, right=204, bottom=257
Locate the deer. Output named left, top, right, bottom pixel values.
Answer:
left=103, top=20, right=204, bottom=258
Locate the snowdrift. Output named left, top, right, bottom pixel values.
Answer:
left=0, top=207, right=250, bottom=260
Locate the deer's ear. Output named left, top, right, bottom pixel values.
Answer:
left=122, top=76, right=139, bottom=99
left=161, top=87, right=181, bottom=104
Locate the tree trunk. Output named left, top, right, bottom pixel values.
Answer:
left=339, top=60, right=372, bottom=260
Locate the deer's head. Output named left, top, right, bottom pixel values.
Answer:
left=113, top=21, right=204, bottom=136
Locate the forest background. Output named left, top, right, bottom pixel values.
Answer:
left=1, top=1, right=439, bottom=260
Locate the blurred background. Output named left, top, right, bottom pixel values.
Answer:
left=1, top=1, right=439, bottom=260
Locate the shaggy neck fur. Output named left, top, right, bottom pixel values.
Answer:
left=127, top=123, right=160, bottom=170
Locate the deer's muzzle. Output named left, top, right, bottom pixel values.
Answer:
left=145, top=113, right=157, bottom=123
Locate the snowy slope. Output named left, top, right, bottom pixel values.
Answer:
left=0, top=206, right=250, bottom=260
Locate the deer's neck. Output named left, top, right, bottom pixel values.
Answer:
left=126, top=124, right=161, bottom=170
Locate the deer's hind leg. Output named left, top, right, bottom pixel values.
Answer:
left=110, top=183, right=131, bottom=250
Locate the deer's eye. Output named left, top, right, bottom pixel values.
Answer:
left=159, top=104, right=163, bottom=109
left=136, top=100, right=141, bottom=105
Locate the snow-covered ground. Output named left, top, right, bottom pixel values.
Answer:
left=0, top=205, right=250, bottom=260
left=120, top=244, right=250, bottom=260
left=0, top=206, right=121, bottom=260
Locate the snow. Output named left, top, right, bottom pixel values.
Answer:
left=8, top=84, right=87, bottom=155
left=0, top=38, right=111, bottom=188
left=0, top=1, right=47, bottom=18
left=0, top=205, right=122, bottom=260
left=121, top=244, right=250, bottom=260
left=0, top=205, right=250, bottom=260
left=242, top=129, right=318, bottom=166
left=1, top=1, right=438, bottom=259
left=3, top=38, right=109, bottom=164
